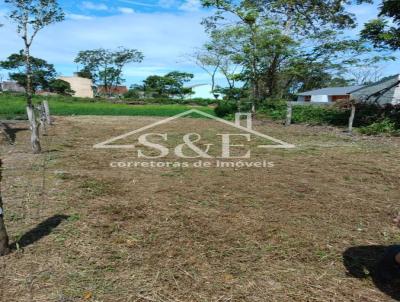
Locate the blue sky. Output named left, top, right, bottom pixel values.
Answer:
left=0, top=0, right=398, bottom=88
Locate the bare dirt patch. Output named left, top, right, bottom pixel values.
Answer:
left=0, top=116, right=399, bottom=301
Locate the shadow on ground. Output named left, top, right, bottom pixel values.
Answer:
left=343, top=245, right=400, bottom=301
left=11, top=214, right=69, bottom=250
left=1, top=123, right=29, bottom=144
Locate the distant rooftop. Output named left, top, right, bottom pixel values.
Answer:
left=297, top=85, right=364, bottom=96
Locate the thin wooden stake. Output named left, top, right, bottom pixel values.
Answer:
left=285, top=101, right=292, bottom=126
left=0, top=159, right=10, bottom=256
left=348, top=103, right=356, bottom=133
left=42, top=100, right=52, bottom=125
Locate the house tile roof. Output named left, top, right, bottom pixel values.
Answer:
left=97, top=86, right=128, bottom=95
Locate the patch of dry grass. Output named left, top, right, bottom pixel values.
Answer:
left=0, top=116, right=399, bottom=301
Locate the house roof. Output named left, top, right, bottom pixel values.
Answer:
left=97, top=85, right=128, bottom=94
left=1, top=81, right=26, bottom=93
left=297, top=85, right=364, bottom=96
left=351, top=74, right=400, bottom=105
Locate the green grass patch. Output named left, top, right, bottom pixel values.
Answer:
left=0, top=93, right=214, bottom=119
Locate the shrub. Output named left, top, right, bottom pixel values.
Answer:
left=358, top=119, right=399, bottom=136
left=261, top=100, right=349, bottom=125
left=121, top=97, right=217, bottom=106
left=214, top=101, right=238, bottom=117
left=49, top=79, right=75, bottom=96
left=123, top=89, right=141, bottom=99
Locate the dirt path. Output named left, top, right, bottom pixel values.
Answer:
left=0, top=116, right=399, bottom=301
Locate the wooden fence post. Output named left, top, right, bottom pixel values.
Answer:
left=285, top=101, right=292, bottom=126
left=0, top=159, right=10, bottom=256
left=42, top=100, right=52, bottom=125
left=26, top=105, right=41, bottom=154
left=348, top=102, right=356, bottom=134
left=39, top=103, right=47, bottom=136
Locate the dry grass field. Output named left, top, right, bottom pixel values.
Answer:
left=0, top=115, right=399, bottom=302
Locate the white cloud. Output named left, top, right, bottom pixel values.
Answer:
left=0, top=11, right=210, bottom=84
left=118, top=0, right=158, bottom=8
left=179, top=0, right=201, bottom=12
left=66, top=13, right=93, bottom=20
left=158, top=0, right=177, bottom=8
left=82, top=1, right=108, bottom=11
left=118, top=7, right=135, bottom=14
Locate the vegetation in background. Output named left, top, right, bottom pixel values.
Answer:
left=0, top=51, right=74, bottom=95
left=0, top=51, right=57, bottom=92
left=0, top=93, right=214, bottom=119
left=361, top=0, right=400, bottom=50
left=74, top=47, right=144, bottom=96
left=199, top=0, right=393, bottom=112
left=125, top=71, right=194, bottom=99
left=359, top=119, right=399, bottom=136
left=260, top=100, right=400, bottom=130
left=48, top=79, right=74, bottom=95
left=214, top=100, right=238, bottom=118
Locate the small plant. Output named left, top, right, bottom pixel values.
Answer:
left=358, top=119, right=399, bottom=136
left=214, top=100, right=238, bottom=117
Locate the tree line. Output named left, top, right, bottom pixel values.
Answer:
left=194, top=0, right=399, bottom=112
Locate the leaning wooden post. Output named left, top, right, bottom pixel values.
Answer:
left=42, top=100, right=52, bottom=125
left=0, top=159, right=10, bottom=256
left=26, top=105, right=41, bottom=154
left=348, top=101, right=356, bottom=134
left=285, top=101, right=293, bottom=126
left=38, top=103, right=47, bottom=136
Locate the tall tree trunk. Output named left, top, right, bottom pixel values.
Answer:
left=0, top=159, right=10, bottom=256
left=25, top=44, right=33, bottom=107
left=25, top=38, right=41, bottom=153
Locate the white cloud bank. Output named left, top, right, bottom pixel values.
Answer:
left=118, top=7, right=135, bottom=14
left=179, top=0, right=202, bottom=12
left=0, top=11, right=210, bottom=84
left=82, top=1, right=109, bottom=11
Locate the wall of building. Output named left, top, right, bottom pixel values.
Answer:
left=311, top=95, right=330, bottom=102
left=59, top=76, right=94, bottom=98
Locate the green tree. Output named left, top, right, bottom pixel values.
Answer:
left=361, top=1, right=400, bottom=50
left=74, top=47, right=144, bottom=96
left=0, top=51, right=57, bottom=92
left=201, top=0, right=389, bottom=110
left=49, top=79, right=74, bottom=95
left=6, top=0, right=64, bottom=153
left=76, top=67, right=93, bottom=79
left=142, top=72, right=194, bottom=99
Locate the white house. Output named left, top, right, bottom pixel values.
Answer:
left=351, top=74, right=400, bottom=105
left=296, top=86, right=364, bottom=103
left=296, top=74, right=400, bottom=105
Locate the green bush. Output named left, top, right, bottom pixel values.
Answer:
left=261, top=100, right=349, bottom=125
left=358, top=119, right=399, bottom=136
left=123, top=89, right=141, bottom=99
left=214, top=101, right=238, bottom=117
left=122, top=97, right=217, bottom=106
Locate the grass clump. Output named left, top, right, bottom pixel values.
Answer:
left=358, top=119, right=399, bottom=136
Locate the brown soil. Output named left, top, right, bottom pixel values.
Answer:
left=0, top=116, right=399, bottom=302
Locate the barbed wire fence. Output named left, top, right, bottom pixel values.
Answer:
left=0, top=101, right=55, bottom=301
